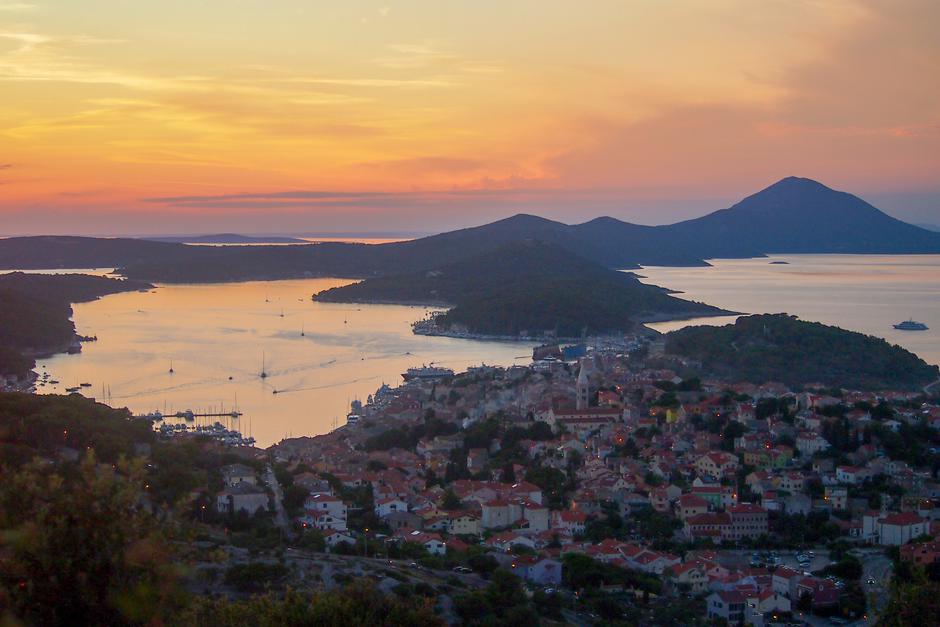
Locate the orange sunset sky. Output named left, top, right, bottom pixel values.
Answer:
left=1, top=0, right=938, bottom=235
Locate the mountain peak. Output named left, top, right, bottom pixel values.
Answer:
left=763, top=176, right=834, bottom=194
left=494, top=213, right=559, bottom=227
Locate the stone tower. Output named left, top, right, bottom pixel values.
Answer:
left=576, top=360, right=590, bottom=410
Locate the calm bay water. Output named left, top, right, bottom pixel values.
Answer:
left=35, top=278, right=532, bottom=447
left=639, top=254, right=940, bottom=367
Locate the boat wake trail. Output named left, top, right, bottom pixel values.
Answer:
left=272, top=375, right=382, bottom=395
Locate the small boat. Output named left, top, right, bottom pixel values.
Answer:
left=79, top=382, right=92, bottom=387
left=894, top=319, right=928, bottom=331
left=65, top=386, right=80, bottom=393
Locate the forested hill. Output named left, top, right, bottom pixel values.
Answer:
left=0, top=273, right=152, bottom=379
left=665, top=314, right=940, bottom=391
left=314, top=241, right=727, bottom=337
left=0, top=235, right=180, bottom=270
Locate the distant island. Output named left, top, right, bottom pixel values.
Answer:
left=148, top=233, right=308, bottom=244
left=0, top=273, right=152, bottom=383
left=664, top=313, right=940, bottom=391
left=1, top=178, right=939, bottom=282
left=314, top=241, right=728, bottom=338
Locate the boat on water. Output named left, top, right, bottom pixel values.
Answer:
left=894, top=319, right=929, bottom=331
left=401, top=364, right=455, bottom=381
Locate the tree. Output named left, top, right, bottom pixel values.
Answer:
left=878, top=581, right=940, bottom=626
left=0, top=453, right=182, bottom=626
left=454, top=569, right=538, bottom=626
left=525, top=466, right=569, bottom=509
left=721, top=421, right=747, bottom=451
left=795, top=591, right=813, bottom=613
left=282, top=484, right=309, bottom=517
left=839, top=580, right=867, bottom=618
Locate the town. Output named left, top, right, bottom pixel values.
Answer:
left=172, top=337, right=940, bottom=626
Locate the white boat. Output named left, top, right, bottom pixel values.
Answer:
left=894, top=319, right=928, bottom=331
left=402, top=364, right=455, bottom=381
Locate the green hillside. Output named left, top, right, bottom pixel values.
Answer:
left=0, top=273, right=151, bottom=379
left=665, top=314, right=939, bottom=390
left=315, top=241, right=726, bottom=337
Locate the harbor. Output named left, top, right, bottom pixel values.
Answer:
left=134, top=409, right=243, bottom=421
left=155, top=420, right=256, bottom=447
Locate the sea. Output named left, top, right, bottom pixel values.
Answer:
left=638, top=254, right=940, bottom=367
left=15, top=253, right=940, bottom=447
left=31, top=278, right=533, bottom=447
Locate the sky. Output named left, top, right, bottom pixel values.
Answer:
left=1, top=0, right=938, bottom=235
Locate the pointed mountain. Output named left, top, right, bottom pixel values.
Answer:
left=662, top=177, right=940, bottom=257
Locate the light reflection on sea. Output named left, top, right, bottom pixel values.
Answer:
left=34, top=278, right=533, bottom=446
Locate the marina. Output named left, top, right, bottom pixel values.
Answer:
left=155, top=421, right=256, bottom=447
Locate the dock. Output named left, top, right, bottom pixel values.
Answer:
left=135, top=409, right=243, bottom=421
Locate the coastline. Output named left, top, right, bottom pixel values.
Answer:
left=409, top=308, right=737, bottom=342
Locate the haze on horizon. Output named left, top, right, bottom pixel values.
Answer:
left=1, top=0, right=938, bottom=236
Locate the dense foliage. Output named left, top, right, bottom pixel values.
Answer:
left=0, top=345, right=34, bottom=379
left=316, top=241, right=724, bottom=337
left=0, top=392, right=153, bottom=465
left=666, top=314, right=939, bottom=390
left=0, top=455, right=183, bottom=626
left=453, top=569, right=539, bottom=626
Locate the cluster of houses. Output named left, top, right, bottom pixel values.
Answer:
left=261, top=348, right=940, bottom=622
left=215, top=463, right=269, bottom=515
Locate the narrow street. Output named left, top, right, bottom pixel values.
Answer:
left=264, top=464, right=291, bottom=538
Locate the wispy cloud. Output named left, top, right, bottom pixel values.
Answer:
left=142, top=186, right=586, bottom=211
left=266, top=76, right=459, bottom=89
left=0, top=3, right=36, bottom=11
left=372, top=42, right=503, bottom=76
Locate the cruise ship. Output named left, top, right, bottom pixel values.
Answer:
left=401, top=365, right=455, bottom=381
left=893, top=319, right=928, bottom=331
